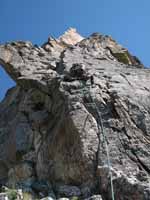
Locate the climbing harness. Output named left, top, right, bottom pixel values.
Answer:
left=80, top=81, right=115, bottom=200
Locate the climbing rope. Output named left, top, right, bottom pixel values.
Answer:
left=80, top=81, right=115, bottom=200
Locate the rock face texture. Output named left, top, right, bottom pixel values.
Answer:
left=0, top=28, right=150, bottom=199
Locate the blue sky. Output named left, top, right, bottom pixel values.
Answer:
left=0, top=0, right=150, bottom=100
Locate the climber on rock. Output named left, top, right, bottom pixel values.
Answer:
left=90, top=75, right=94, bottom=86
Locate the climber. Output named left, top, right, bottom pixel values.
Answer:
left=90, top=75, right=94, bottom=86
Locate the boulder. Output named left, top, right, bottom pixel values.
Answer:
left=55, top=185, right=81, bottom=198
left=85, top=195, right=103, bottom=200
left=8, top=162, right=34, bottom=188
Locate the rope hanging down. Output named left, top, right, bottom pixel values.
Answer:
left=81, top=81, right=115, bottom=200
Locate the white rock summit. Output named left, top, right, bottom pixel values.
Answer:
left=42, top=28, right=84, bottom=55
left=58, top=27, right=84, bottom=45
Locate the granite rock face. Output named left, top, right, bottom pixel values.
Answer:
left=0, top=28, right=150, bottom=199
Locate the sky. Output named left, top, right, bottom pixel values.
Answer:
left=0, top=0, right=150, bottom=100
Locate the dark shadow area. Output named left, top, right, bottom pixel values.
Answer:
left=0, top=66, right=15, bottom=102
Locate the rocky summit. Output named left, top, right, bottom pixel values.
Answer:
left=0, top=28, right=150, bottom=200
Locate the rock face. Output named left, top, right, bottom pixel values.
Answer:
left=0, top=28, right=150, bottom=199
